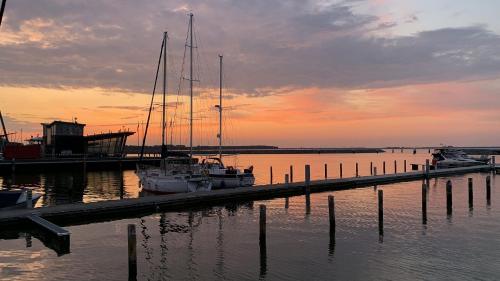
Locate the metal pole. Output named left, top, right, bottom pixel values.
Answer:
left=218, top=55, right=223, bottom=160
left=189, top=13, right=194, bottom=160
left=0, top=0, right=6, bottom=27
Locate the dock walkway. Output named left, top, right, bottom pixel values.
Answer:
left=0, top=165, right=496, bottom=227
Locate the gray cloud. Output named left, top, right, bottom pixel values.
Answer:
left=1, top=0, right=500, bottom=96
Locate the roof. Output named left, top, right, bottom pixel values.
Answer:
left=41, top=120, right=86, bottom=127
left=85, top=131, right=134, bottom=141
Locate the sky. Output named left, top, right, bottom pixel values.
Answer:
left=1, top=0, right=500, bottom=147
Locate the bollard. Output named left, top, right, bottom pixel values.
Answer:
left=446, top=180, right=452, bottom=215
left=128, top=224, right=137, bottom=280
left=383, top=161, right=386, bottom=174
left=468, top=178, right=473, bottom=209
left=340, top=163, right=343, bottom=178
left=422, top=183, right=427, bottom=224
left=259, top=205, right=266, bottom=244
left=305, top=165, right=311, bottom=187
left=486, top=176, right=491, bottom=204
left=356, top=163, right=359, bottom=177
left=324, top=163, right=328, bottom=179
left=370, top=162, right=373, bottom=175
left=290, top=165, right=294, bottom=183
left=425, top=159, right=430, bottom=178
left=328, top=195, right=335, bottom=234
left=404, top=160, right=407, bottom=172
left=394, top=160, right=397, bottom=174
left=270, top=166, right=273, bottom=185
left=26, top=189, right=33, bottom=209
left=378, top=190, right=383, bottom=236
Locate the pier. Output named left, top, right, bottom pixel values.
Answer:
left=0, top=164, right=496, bottom=227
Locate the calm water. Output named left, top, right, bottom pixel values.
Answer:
left=0, top=151, right=429, bottom=207
left=2, top=152, right=500, bottom=280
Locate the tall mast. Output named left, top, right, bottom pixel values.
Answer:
left=218, top=55, right=223, bottom=160
left=0, top=110, right=8, bottom=142
left=161, top=31, right=168, bottom=158
left=189, top=13, right=194, bottom=160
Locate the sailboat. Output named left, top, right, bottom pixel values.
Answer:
left=138, top=15, right=211, bottom=193
left=201, top=55, right=255, bottom=189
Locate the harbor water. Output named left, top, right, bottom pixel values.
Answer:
left=2, top=152, right=500, bottom=280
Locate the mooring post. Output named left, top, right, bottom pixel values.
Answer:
left=422, top=183, right=427, bottom=224
left=290, top=165, right=294, bottom=183
left=425, top=159, right=430, bottom=178
left=370, top=162, right=373, bottom=175
left=328, top=195, right=335, bottom=234
left=378, top=190, right=383, bottom=236
left=394, top=160, right=397, bottom=174
left=340, top=163, right=343, bottom=178
left=284, top=174, right=290, bottom=208
left=324, top=163, right=328, bottom=179
left=374, top=167, right=377, bottom=176
left=270, top=166, right=273, bottom=185
left=26, top=189, right=33, bottom=209
left=305, top=164, right=311, bottom=194
left=383, top=161, right=386, bottom=174
left=446, top=180, right=452, bottom=215
left=486, top=175, right=491, bottom=204
left=128, top=224, right=137, bottom=280
left=492, top=156, right=496, bottom=171
left=404, top=160, right=407, bottom=172
left=259, top=205, right=266, bottom=245
left=468, top=178, right=473, bottom=209
left=356, top=162, right=359, bottom=177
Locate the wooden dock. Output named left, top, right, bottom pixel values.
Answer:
left=0, top=164, right=496, bottom=227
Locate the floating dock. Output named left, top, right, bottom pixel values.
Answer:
left=0, top=165, right=496, bottom=227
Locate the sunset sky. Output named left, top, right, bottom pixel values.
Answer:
left=1, top=0, right=500, bottom=147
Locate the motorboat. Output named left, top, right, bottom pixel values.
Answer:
left=0, top=189, right=41, bottom=210
left=432, top=148, right=489, bottom=168
left=202, top=158, right=255, bottom=189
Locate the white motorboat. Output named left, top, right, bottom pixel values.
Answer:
left=432, top=147, right=489, bottom=168
left=201, top=55, right=255, bottom=189
left=202, top=158, right=255, bottom=189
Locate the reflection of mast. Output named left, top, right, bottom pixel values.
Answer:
left=159, top=213, right=169, bottom=276
left=214, top=208, right=226, bottom=278
left=217, top=55, right=223, bottom=160
left=188, top=13, right=194, bottom=160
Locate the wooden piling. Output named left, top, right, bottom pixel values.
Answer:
left=290, top=165, right=294, bottom=183
left=468, top=178, right=473, bottom=209
left=328, top=195, right=335, bottom=234
left=270, top=166, right=273, bottom=185
left=356, top=163, right=359, bottom=177
left=425, top=159, right=430, bottom=178
left=340, top=163, right=343, bottom=178
left=394, top=160, right=397, bottom=174
left=422, top=183, right=427, bottom=224
left=446, top=180, right=452, bottom=215
left=374, top=167, right=377, bottom=176
left=26, top=189, right=33, bottom=209
left=259, top=205, right=266, bottom=244
left=404, top=160, right=407, bottom=172
left=378, top=190, right=383, bottom=236
left=370, top=162, right=373, bottom=175
left=492, top=156, right=496, bottom=170
left=486, top=175, right=491, bottom=204
left=285, top=174, right=289, bottom=185
left=324, top=163, right=328, bottom=179
left=128, top=224, right=137, bottom=280
left=383, top=161, right=386, bottom=174
left=305, top=165, right=311, bottom=190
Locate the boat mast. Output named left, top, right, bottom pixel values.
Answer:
left=161, top=31, right=168, bottom=158
left=0, top=110, right=8, bottom=143
left=189, top=13, right=194, bottom=160
left=218, top=55, right=223, bottom=160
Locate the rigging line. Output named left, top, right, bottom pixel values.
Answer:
left=139, top=35, right=165, bottom=161
left=172, top=23, right=190, bottom=146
